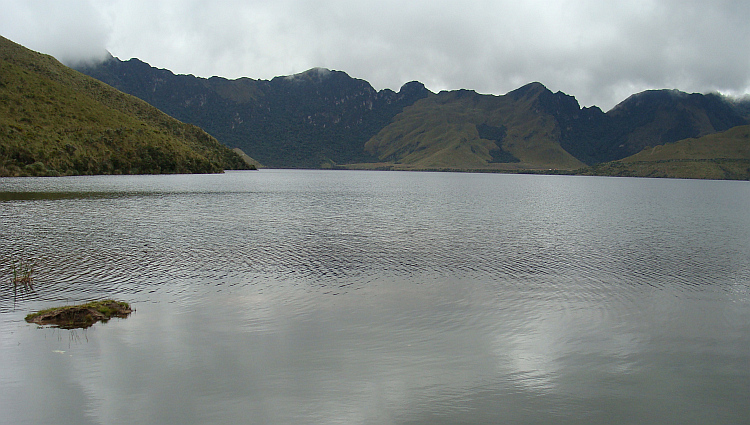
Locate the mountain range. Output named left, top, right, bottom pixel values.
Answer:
left=77, top=57, right=430, bottom=168
left=0, top=36, right=252, bottom=177
left=2, top=33, right=747, bottom=179
left=76, top=55, right=750, bottom=176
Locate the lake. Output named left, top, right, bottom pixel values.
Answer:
left=1, top=170, right=749, bottom=425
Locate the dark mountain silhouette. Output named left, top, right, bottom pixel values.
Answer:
left=76, top=56, right=750, bottom=173
left=77, top=57, right=430, bottom=168
left=554, top=89, right=750, bottom=164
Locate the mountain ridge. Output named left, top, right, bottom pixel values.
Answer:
left=362, top=84, right=586, bottom=170
left=77, top=56, right=431, bottom=168
left=73, top=53, right=750, bottom=177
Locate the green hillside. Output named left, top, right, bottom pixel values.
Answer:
left=76, top=58, right=430, bottom=169
left=580, top=125, right=750, bottom=179
left=0, top=36, right=252, bottom=177
left=361, top=84, right=586, bottom=170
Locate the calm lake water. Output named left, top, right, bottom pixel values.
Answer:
left=1, top=170, right=749, bottom=425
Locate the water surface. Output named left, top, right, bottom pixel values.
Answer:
left=1, top=170, right=749, bottom=424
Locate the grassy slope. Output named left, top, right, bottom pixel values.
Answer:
left=0, top=36, right=251, bottom=177
left=363, top=87, right=585, bottom=171
left=581, top=125, right=750, bottom=179
left=77, top=59, right=430, bottom=169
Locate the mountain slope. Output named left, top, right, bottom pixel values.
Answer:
left=581, top=125, right=750, bottom=179
left=364, top=84, right=750, bottom=170
left=76, top=58, right=431, bottom=168
left=0, top=36, right=252, bottom=177
left=555, top=89, right=749, bottom=164
left=363, top=84, right=587, bottom=170
left=76, top=53, right=750, bottom=174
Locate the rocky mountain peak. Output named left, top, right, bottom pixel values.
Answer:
left=507, top=82, right=549, bottom=100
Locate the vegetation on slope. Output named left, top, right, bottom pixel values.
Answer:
left=75, top=46, right=750, bottom=178
left=560, top=89, right=750, bottom=164
left=363, top=84, right=586, bottom=170
left=77, top=59, right=431, bottom=168
left=0, top=36, right=252, bottom=177
left=579, top=125, right=750, bottom=179
left=363, top=84, right=750, bottom=173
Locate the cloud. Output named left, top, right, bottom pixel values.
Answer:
left=0, top=0, right=111, bottom=65
left=1, top=0, right=749, bottom=110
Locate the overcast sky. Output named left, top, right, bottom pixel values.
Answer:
left=1, top=0, right=749, bottom=110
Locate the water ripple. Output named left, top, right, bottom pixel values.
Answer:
left=1, top=172, right=749, bottom=316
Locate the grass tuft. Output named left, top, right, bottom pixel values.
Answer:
left=8, top=257, right=36, bottom=309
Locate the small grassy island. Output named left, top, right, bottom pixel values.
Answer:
left=25, top=299, right=132, bottom=329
